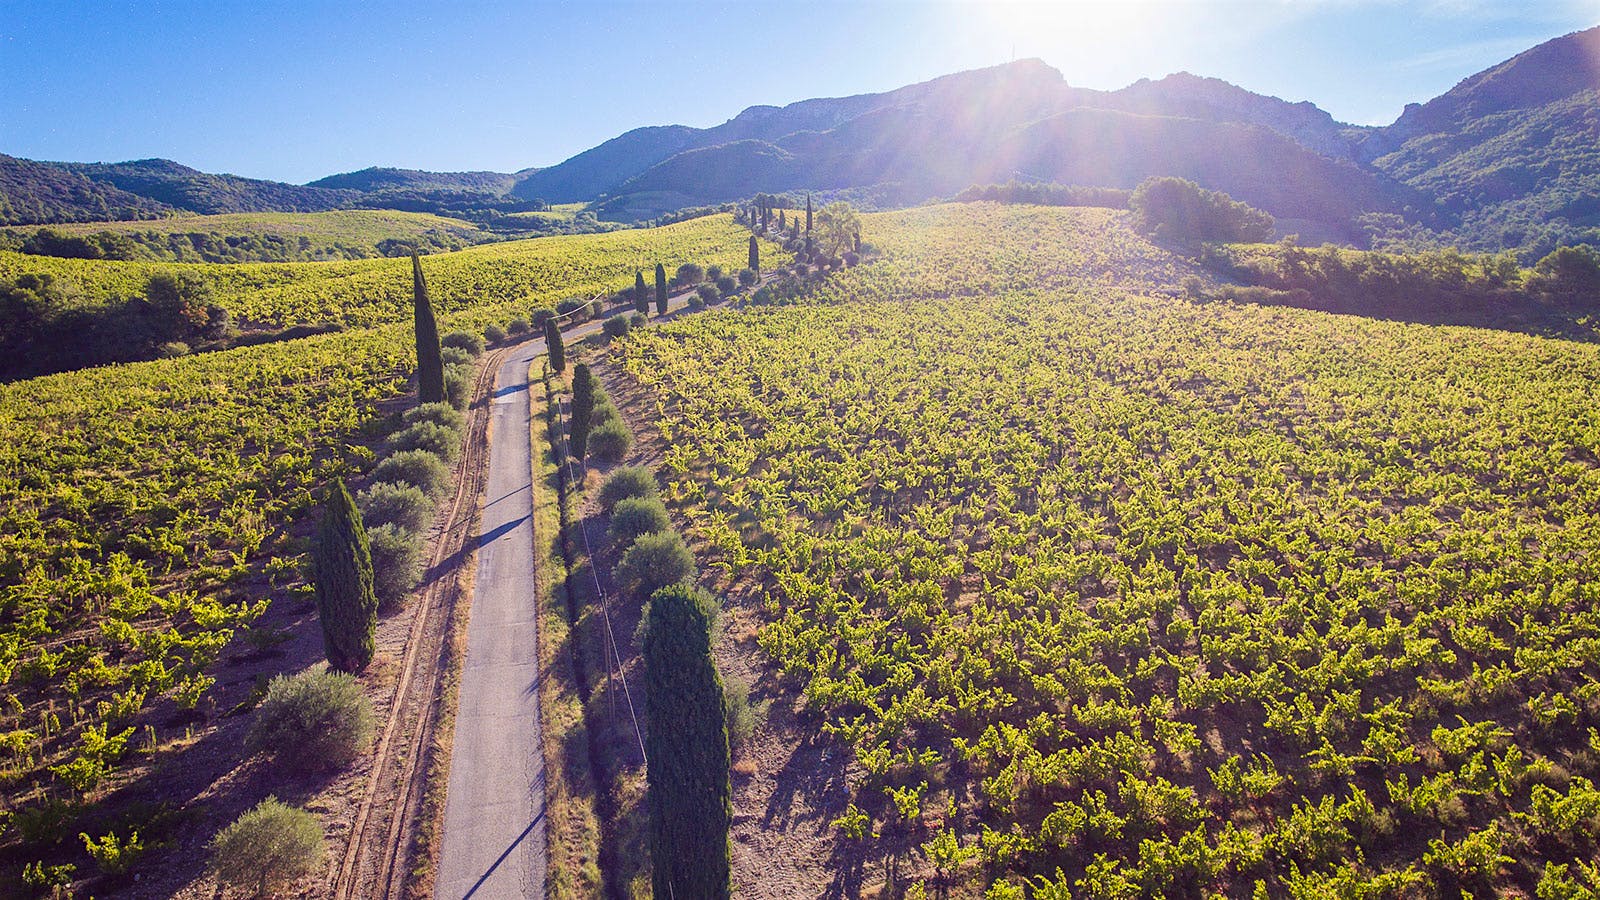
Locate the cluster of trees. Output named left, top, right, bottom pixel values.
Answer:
left=1205, top=240, right=1600, bottom=320
left=0, top=271, right=233, bottom=380
left=743, top=193, right=864, bottom=271
left=1131, top=176, right=1276, bottom=244
left=593, top=465, right=732, bottom=898
left=952, top=181, right=1132, bottom=209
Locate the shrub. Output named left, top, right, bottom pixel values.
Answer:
left=587, top=299, right=603, bottom=319
left=738, top=267, right=758, bottom=287
left=589, top=418, right=633, bottom=464
left=629, top=311, right=647, bottom=327
left=556, top=296, right=588, bottom=317
left=443, top=363, right=471, bottom=409
left=675, top=262, right=704, bottom=286
left=442, top=330, right=485, bottom=356
left=210, top=797, right=325, bottom=897
left=531, top=308, right=556, bottom=328
left=246, top=670, right=374, bottom=771
left=483, top=323, right=506, bottom=344
left=80, top=828, right=146, bottom=877
left=157, top=341, right=191, bottom=358
left=507, top=317, right=530, bottom=335
left=368, top=522, right=425, bottom=608
left=391, top=420, right=460, bottom=462
left=706, top=264, right=723, bottom=282
left=1532, top=245, right=1600, bottom=299
left=440, top=345, right=472, bottom=368
left=358, top=481, right=434, bottom=534
left=696, top=283, right=721, bottom=305
left=724, top=673, right=764, bottom=754
left=715, top=275, right=737, bottom=294
left=402, top=401, right=465, bottom=434
left=599, top=466, right=659, bottom=512
left=591, top=399, right=618, bottom=428
left=843, top=252, right=859, bottom=267
left=372, top=449, right=450, bottom=497
left=615, top=530, right=696, bottom=603
left=603, top=315, right=632, bottom=340
left=609, top=496, right=671, bottom=547
left=1130, top=176, right=1274, bottom=244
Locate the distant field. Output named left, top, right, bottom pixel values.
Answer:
left=618, top=203, right=1600, bottom=896
left=0, top=213, right=776, bottom=326
left=0, top=208, right=483, bottom=241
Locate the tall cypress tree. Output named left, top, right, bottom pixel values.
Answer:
left=748, top=236, right=760, bottom=276
left=645, top=584, right=731, bottom=900
left=545, top=317, right=565, bottom=373
left=570, top=364, right=594, bottom=463
left=778, top=209, right=786, bottom=231
left=655, top=263, right=668, bottom=316
left=412, top=253, right=445, bottom=405
left=805, top=193, right=813, bottom=234
left=313, top=479, right=378, bottom=673
left=634, top=270, right=649, bottom=315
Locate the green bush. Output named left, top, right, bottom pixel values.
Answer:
left=402, top=401, right=465, bottom=434
left=1130, top=176, right=1274, bottom=244
left=603, top=315, right=632, bottom=339
left=507, top=317, right=530, bottom=335
left=675, top=262, right=704, bottom=287
left=599, top=466, right=659, bottom=513
left=441, top=330, right=485, bottom=356
left=372, top=448, right=451, bottom=497
left=695, top=283, right=721, bottom=305
left=738, top=268, right=759, bottom=287
left=615, top=529, right=696, bottom=603
left=530, top=308, right=556, bottom=328
left=444, top=363, right=471, bottom=410
left=391, top=420, right=460, bottom=462
left=589, top=418, right=633, bottom=465
left=357, top=481, right=434, bottom=534
left=245, top=670, right=374, bottom=772
left=368, top=522, right=425, bottom=608
left=706, top=264, right=723, bottom=282
left=724, top=673, right=764, bottom=754
left=210, top=797, right=325, bottom=897
left=483, top=323, right=506, bottom=344
left=629, top=311, right=647, bottom=327
left=440, top=345, right=473, bottom=368
left=591, top=399, right=618, bottom=428
left=81, top=827, right=146, bottom=877
left=715, top=275, right=737, bottom=294
left=609, top=496, right=672, bottom=547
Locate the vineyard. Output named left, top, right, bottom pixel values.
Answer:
left=0, top=212, right=782, bottom=891
left=617, top=203, right=1600, bottom=895
left=0, top=213, right=760, bottom=327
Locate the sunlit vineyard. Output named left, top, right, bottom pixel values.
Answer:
left=0, top=214, right=778, bottom=864
left=618, top=204, right=1600, bottom=895
left=0, top=213, right=767, bottom=327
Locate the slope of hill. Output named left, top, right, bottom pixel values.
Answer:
left=1368, top=25, right=1600, bottom=256
left=307, top=166, right=524, bottom=195
left=65, top=158, right=359, bottom=214
left=0, top=153, right=173, bottom=224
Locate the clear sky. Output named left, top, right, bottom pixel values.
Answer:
left=2, top=0, right=1596, bottom=184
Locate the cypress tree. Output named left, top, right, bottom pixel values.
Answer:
left=645, top=584, right=731, bottom=900
left=570, top=364, right=594, bottom=463
left=313, top=479, right=378, bottom=674
left=545, top=316, right=565, bottom=373
left=805, top=193, right=813, bottom=234
left=412, top=253, right=445, bottom=405
left=853, top=231, right=862, bottom=254
left=655, top=263, right=668, bottom=316
left=634, top=270, right=649, bottom=315
left=748, top=236, right=759, bottom=276
left=778, top=209, right=786, bottom=230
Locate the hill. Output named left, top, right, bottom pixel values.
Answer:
left=307, top=166, right=524, bottom=195
left=1366, top=25, right=1600, bottom=256
left=64, top=158, right=358, bottom=214
left=0, top=153, right=173, bottom=224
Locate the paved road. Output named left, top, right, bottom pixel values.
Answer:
left=436, top=281, right=766, bottom=898
left=437, top=338, right=548, bottom=900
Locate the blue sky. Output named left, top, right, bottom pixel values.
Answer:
left=2, top=0, right=1596, bottom=184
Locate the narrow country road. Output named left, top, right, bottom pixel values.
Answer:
left=437, top=338, right=549, bottom=900
left=436, top=278, right=770, bottom=898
